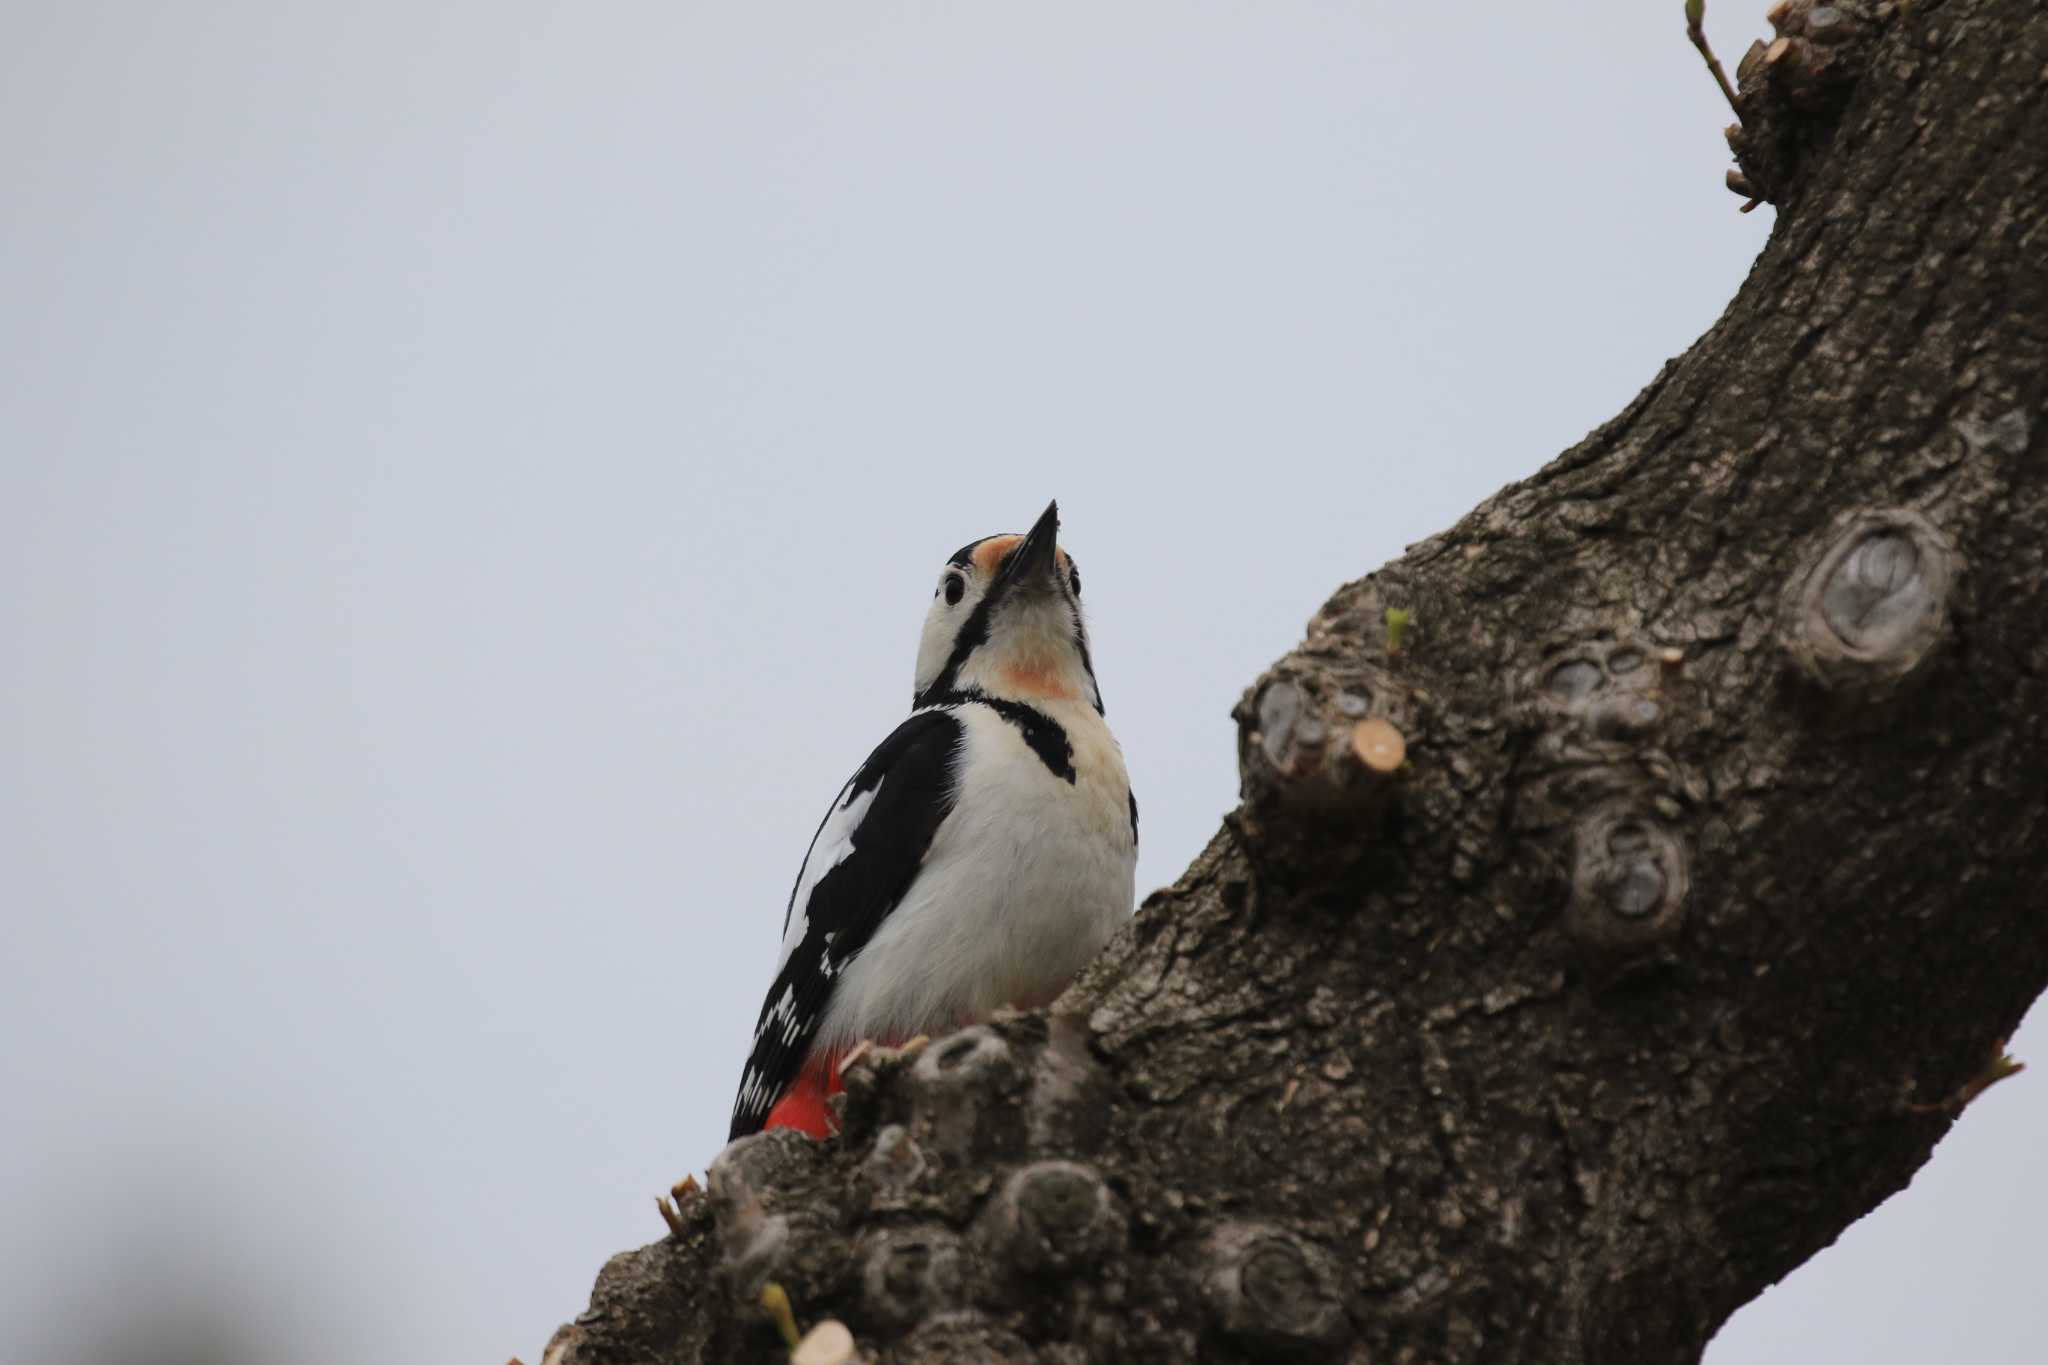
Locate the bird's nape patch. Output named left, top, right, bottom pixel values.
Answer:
left=947, top=535, right=996, bottom=569
left=971, top=535, right=1023, bottom=576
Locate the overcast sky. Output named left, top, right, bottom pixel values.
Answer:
left=2, top=3, right=2040, bottom=1362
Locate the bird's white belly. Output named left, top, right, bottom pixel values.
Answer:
left=817, top=702, right=1135, bottom=1048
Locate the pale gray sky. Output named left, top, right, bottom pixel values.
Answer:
left=2, top=4, right=2039, bottom=1362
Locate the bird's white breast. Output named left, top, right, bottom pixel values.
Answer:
left=816, top=699, right=1135, bottom=1048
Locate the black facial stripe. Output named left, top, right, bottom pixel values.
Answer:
left=914, top=573, right=1003, bottom=709
left=924, top=689, right=1075, bottom=783
left=1070, top=607, right=1104, bottom=715
left=976, top=695, right=1075, bottom=783
left=1128, top=789, right=1139, bottom=848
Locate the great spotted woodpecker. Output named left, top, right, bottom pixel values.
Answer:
left=729, top=501, right=1137, bottom=1140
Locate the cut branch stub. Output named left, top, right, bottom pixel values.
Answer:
left=1782, top=507, right=1958, bottom=702
left=1526, top=639, right=1669, bottom=752
left=1763, top=0, right=1878, bottom=103
left=790, top=1320, right=860, bottom=1365
left=1237, top=668, right=1411, bottom=820
left=859, top=1125, right=928, bottom=1209
left=1350, top=715, right=1406, bottom=773
left=838, top=1036, right=930, bottom=1141
left=907, top=1026, right=1030, bottom=1166
left=859, top=1224, right=966, bottom=1328
left=1203, top=1223, right=1349, bottom=1358
left=706, top=1137, right=798, bottom=1297
left=1508, top=635, right=1700, bottom=868
left=983, top=1160, right=1124, bottom=1276
left=1020, top=1015, right=1118, bottom=1153
left=1732, top=0, right=1894, bottom=204
left=1567, top=807, right=1690, bottom=954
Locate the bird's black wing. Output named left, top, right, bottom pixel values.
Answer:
left=728, top=707, right=965, bottom=1139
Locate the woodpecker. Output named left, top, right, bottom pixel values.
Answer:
left=729, top=501, right=1137, bottom=1141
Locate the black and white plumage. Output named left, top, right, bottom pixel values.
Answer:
left=729, top=501, right=1137, bottom=1140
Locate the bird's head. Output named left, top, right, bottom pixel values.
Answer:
left=913, top=500, right=1102, bottom=714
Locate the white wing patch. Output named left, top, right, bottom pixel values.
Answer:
left=756, top=782, right=878, bottom=1036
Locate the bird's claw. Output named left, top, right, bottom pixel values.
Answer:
left=655, top=1173, right=702, bottom=1237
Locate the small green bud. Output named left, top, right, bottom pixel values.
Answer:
left=1685, top=0, right=1704, bottom=27
left=1385, top=608, right=1412, bottom=655
left=760, top=1282, right=803, bottom=1352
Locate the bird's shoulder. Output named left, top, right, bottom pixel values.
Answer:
left=785, top=705, right=968, bottom=931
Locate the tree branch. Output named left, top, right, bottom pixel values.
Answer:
left=539, top=1, right=2048, bottom=1359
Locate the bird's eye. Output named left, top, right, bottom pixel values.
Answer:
left=1069, top=567, right=1082, bottom=598
left=944, top=574, right=966, bottom=605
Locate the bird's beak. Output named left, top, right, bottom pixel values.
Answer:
left=1000, top=500, right=1062, bottom=595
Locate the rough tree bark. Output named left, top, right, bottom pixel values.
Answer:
left=541, top=2, right=2047, bottom=1360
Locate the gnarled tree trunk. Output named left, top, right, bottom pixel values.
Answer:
left=541, top=2, right=2048, bottom=1359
